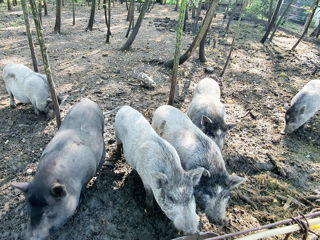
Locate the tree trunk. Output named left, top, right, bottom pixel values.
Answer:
left=199, top=27, right=209, bottom=62
left=260, top=0, right=283, bottom=44
left=175, top=0, right=179, bottom=11
left=86, top=0, right=96, bottom=31
left=104, top=0, right=111, bottom=42
left=38, top=0, right=42, bottom=23
left=13, top=0, right=17, bottom=6
left=7, top=0, right=12, bottom=11
left=267, top=0, right=274, bottom=27
left=21, top=0, right=39, bottom=72
left=269, top=0, right=293, bottom=41
left=72, top=0, right=75, bottom=25
left=193, top=0, right=202, bottom=33
left=43, top=0, right=48, bottom=16
left=120, top=0, right=150, bottom=51
left=220, top=0, right=246, bottom=77
left=127, top=0, right=134, bottom=21
left=54, top=0, right=61, bottom=33
left=168, top=0, right=187, bottom=105
left=165, top=0, right=219, bottom=67
left=292, top=0, right=320, bottom=50
left=28, top=0, right=61, bottom=128
left=183, top=2, right=188, bottom=32
left=310, top=20, right=320, bottom=37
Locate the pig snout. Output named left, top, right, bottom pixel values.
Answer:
left=172, top=207, right=199, bottom=234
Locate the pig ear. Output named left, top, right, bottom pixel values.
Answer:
left=228, top=175, right=246, bottom=189
left=151, top=172, right=168, bottom=189
left=188, top=167, right=210, bottom=186
left=226, top=123, right=236, bottom=131
left=299, top=105, right=306, bottom=115
left=50, top=183, right=67, bottom=199
left=11, top=182, right=30, bottom=193
left=201, top=115, right=212, bottom=126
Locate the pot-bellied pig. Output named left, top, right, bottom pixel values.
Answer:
left=11, top=98, right=105, bottom=240
left=283, top=80, right=320, bottom=134
left=2, top=63, right=61, bottom=117
left=187, top=78, right=236, bottom=150
left=115, top=106, right=207, bottom=234
left=152, top=105, right=245, bottom=224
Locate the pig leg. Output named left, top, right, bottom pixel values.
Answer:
left=115, top=135, right=123, bottom=157
left=144, top=184, right=154, bottom=209
left=31, top=102, right=40, bottom=115
left=9, top=92, right=15, bottom=108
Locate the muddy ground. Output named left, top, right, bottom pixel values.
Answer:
left=0, top=2, right=320, bottom=240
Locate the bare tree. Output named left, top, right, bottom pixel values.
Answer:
left=165, top=0, right=220, bottom=67
left=38, top=0, right=42, bottom=23
left=267, top=0, right=274, bottom=27
left=103, top=0, right=111, bottom=42
left=54, top=0, right=62, bottom=33
left=125, top=0, right=134, bottom=38
left=21, top=0, right=38, bottom=72
left=168, top=0, right=187, bottom=105
left=86, top=0, right=96, bottom=31
left=269, top=0, right=294, bottom=41
left=43, top=0, right=48, bottom=16
left=175, top=0, right=179, bottom=11
left=292, top=0, right=320, bottom=50
left=73, top=0, right=76, bottom=25
left=28, top=0, right=61, bottom=128
left=223, top=0, right=232, bottom=19
left=120, top=0, right=151, bottom=51
left=260, top=0, right=283, bottom=44
left=193, top=0, right=202, bottom=33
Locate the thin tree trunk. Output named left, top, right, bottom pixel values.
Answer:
left=183, top=2, right=188, bottom=32
left=72, top=0, right=75, bottom=25
left=21, top=0, right=39, bottom=72
left=260, top=0, right=283, bottom=44
left=168, top=0, right=187, bottom=105
left=106, top=0, right=111, bottom=42
left=38, top=0, right=42, bottom=23
left=120, top=0, right=150, bottom=51
left=310, top=20, right=320, bottom=37
left=7, top=0, right=12, bottom=11
left=175, top=0, right=179, bottom=11
left=267, top=0, right=274, bottom=27
left=28, top=0, right=61, bottom=128
left=225, top=0, right=239, bottom=35
left=199, top=27, right=209, bottom=62
left=98, top=0, right=100, bottom=9
left=54, top=0, right=61, bottom=33
left=292, top=0, right=320, bottom=50
left=13, top=0, right=16, bottom=6
left=86, top=0, right=96, bottom=31
left=165, top=0, right=219, bottom=67
left=127, top=0, right=134, bottom=21
left=193, top=0, right=202, bottom=33
left=62, top=0, right=64, bottom=6
left=43, top=0, right=48, bottom=16
left=269, top=0, right=294, bottom=41
left=220, top=0, right=247, bottom=77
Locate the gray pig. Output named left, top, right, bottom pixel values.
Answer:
left=152, top=105, right=245, bottom=224
left=2, top=63, right=61, bottom=116
left=115, top=106, right=206, bottom=234
left=187, top=77, right=235, bottom=150
left=11, top=98, right=105, bottom=240
left=283, top=79, right=320, bottom=134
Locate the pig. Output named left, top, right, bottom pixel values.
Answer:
left=187, top=77, right=236, bottom=150
left=283, top=79, right=320, bottom=134
left=152, top=105, right=246, bottom=224
left=114, top=106, right=207, bottom=234
left=2, top=63, right=61, bottom=117
left=11, top=98, right=105, bottom=240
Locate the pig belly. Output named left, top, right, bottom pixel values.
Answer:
left=7, top=81, right=31, bottom=103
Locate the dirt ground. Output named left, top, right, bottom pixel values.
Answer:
left=0, top=2, right=320, bottom=239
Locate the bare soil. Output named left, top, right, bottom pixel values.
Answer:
left=0, top=2, right=319, bottom=239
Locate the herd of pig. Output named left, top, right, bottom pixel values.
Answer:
left=2, top=63, right=320, bottom=239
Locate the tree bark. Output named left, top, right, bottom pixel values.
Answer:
left=104, top=0, right=111, bottom=42
left=269, top=0, right=294, bottom=41
left=165, top=0, right=219, bottom=67
left=260, top=0, right=283, bottom=44
left=175, top=0, right=179, bottom=11
left=168, top=0, right=187, bottom=105
left=43, top=0, right=48, bottom=16
left=86, top=0, right=96, bottom=31
left=38, top=0, right=42, bottom=23
left=267, top=0, right=274, bottom=27
left=224, top=0, right=238, bottom=35
left=21, top=0, right=39, bottom=72
left=28, top=0, right=61, bottom=128
left=54, top=0, right=61, bottom=33
left=120, top=0, right=150, bottom=51
left=292, top=0, right=320, bottom=50
left=183, top=2, right=188, bottom=32
left=223, top=0, right=231, bottom=19
left=193, top=0, right=202, bottom=33
left=199, top=27, right=209, bottom=62
left=7, top=0, right=12, bottom=11
left=72, top=0, right=75, bottom=25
